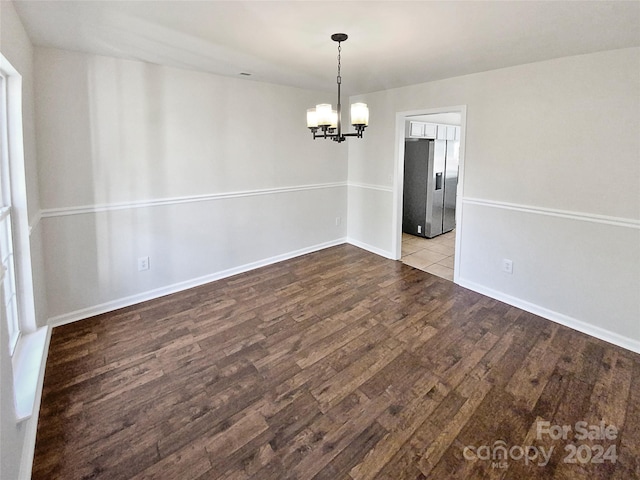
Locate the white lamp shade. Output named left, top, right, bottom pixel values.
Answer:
left=316, top=104, right=333, bottom=126
left=307, top=108, right=318, bottom=128
left=330, top=110, right=338, bottom=129
left=351, top=103, right=369, bottom=126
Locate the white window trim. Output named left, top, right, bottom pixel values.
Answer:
left=1, top=53, right=44, bottom=423
left=0, top=69, right=22, bottom=356
left=1, top=205, right=21, bottom=355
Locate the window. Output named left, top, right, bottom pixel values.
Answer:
left=2, top=53, right=44, bottom=422
left=0, top=71, right=20, bottom=354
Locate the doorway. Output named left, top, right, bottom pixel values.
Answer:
left=392, top=107, right=467, bottom=283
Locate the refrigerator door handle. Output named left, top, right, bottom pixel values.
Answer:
left=435, top=172, right=443, bottom=190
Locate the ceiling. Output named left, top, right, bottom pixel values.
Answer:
left=12, top=0, right=640, bottom=95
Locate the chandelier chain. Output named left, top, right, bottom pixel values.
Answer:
left=337, top=43, right=342, bottom=84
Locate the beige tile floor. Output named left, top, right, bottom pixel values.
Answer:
left=401, top=230, right=456, bottom=281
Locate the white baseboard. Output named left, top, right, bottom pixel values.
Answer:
left=457, top=277, right=640, bottom=354
left=18, top=326, right=51, bottom=480
left=346, top=237, right=395, bottom=260
left=48, top=238, right=347, bottom=328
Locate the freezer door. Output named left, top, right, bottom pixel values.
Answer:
left=426, top=140, right=446, bottom=238
left=402, top=139, right=430, bottom=237
left=443, top=138, right=459, bottom=233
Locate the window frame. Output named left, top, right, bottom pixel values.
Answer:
left=0, top=70, right=22, bottom=355
left=0, top=54, right=37, bottom=354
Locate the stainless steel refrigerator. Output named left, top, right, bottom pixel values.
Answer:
left=402, top=138, right=458, bottom=238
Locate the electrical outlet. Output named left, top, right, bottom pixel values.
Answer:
left=138, top=256, right=150, bottom=271
left=502, top=259, right=513, bottom=274
left=335, top=216, right=341, bottom=226
left=418, top=225, right=422, bottom=234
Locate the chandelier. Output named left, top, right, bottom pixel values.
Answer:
left=306, top=33, right=369, bottom=143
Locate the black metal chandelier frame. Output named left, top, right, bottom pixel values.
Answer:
left=307, top=33, right=368, bottom=143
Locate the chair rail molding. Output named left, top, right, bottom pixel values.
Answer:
left=40, top=182, right=348, bottom=218
left=461, top=197, right=640, bottom=229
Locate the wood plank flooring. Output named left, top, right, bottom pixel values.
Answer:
left=32, top=244, right=640, bottom=479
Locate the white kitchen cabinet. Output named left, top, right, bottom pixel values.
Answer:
left=409, top=122, right=425, bottom=137
left=409, top=121, right=437, bottom=138
left=423, top=123, right=437, bottom=139
left=445, top=125, right=457, bottom=141
left=407, top=121, right=458, bottom=140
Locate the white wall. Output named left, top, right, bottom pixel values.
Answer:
left=0, top=1, right=43, bottom=478
left=34, top=48, right=348, bottom=321
left=347, top=48, right=640, bottom=351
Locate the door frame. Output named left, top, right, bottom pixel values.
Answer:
left=391, top=105, right=467, bottom=284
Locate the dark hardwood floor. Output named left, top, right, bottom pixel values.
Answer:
left=32, top=244, right=640, bottom=479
